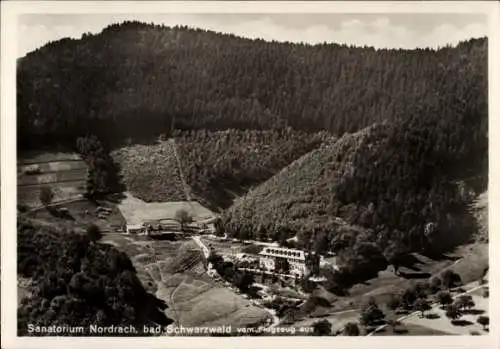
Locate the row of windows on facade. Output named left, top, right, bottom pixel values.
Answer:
left=264, top=248, right=303, bottom=258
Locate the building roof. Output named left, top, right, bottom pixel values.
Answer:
left=126, top=224, right=143, bottom=230
left=259, top=247, right=306, bottom=261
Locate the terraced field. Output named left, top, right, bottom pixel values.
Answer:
left=17, top=152, right=87, bottom=207
left=101, top=234, right=271, bottom=332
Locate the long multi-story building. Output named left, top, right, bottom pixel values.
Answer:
left=258, top=246, right=308, bottom=277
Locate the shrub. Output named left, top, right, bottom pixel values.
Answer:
left=429, top=276, right=443, bottom=293
left=441, top=270, right=462, bottom=289
left=39, top=187, right=54, bottom=206
left=387, top=294, right=401, bottom=311
left=436, top=291, right=453, bottom=308
left=312, top=319, right=332, bottom=336
left=360, top=298, right=385, bottom=328
left=342, top=322, right=360, bottom=336
left=477, top=315, right=489, bottom=330
left=454, top=294, right=475, bottom=310
left=86, top=224, right=102, bottom=242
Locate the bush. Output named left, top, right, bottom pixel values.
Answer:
left=360, top=297, right=385, bottom=328
left=441, top=270, right=462, bottom=289
left=39, top=187, right=54, bottom=206
left=429, top=276, right=443, bottom=293
left=86, top=224, right=102, bottom=242
left=342, top=322, right=360, bottom=336
left=312, top=319, right=332, bottom=336
left=436, top=291, right=453, bottom=308
left=387, top=294, right=401, bottom=311
left=454, top=294, right=475, bottom=310
left=477, top=315, right=489, bottom=330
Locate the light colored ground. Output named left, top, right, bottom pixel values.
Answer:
left=292, top=309, right=360, bottom=333
left=117, top=192, right=215, bottom=225
left=404, top=288, right=489, bottom=335
left=101, top=233, right=271, bottom=330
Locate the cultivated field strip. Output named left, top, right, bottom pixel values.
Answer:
left=17, top=160, right=87, bottom=174
left=17, top=154, right=88, bottom=206
left=18, top=168, right=88, bottom=186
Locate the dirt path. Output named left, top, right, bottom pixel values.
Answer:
left=169, top=139, right=192, bottom=202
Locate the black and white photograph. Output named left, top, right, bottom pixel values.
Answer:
left=1, top=1, right=499, bottom=347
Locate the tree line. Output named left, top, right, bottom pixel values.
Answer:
left=17, top=218, right=172, bottom=335
left=17, top=21, right=486, bottom=151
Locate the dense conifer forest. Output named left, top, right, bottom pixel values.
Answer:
left=17, top=21, right=488, bottom=286
left=17, top=219, right=172, bottom=336
left=17, top=21, right=486, bottom=149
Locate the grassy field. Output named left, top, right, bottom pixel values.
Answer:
left=100, top=234, right=271, bottom=331
left=402, top=286, right=489, bottom=335
left=327, top=242, right=489, bottom=313
left=25, top=199, right=126, bottom=233
left=17, top=152, right=87, bottom=207
left=116, top=192, right=215, bottom=225
left=372, top=323, right=453, bottom=336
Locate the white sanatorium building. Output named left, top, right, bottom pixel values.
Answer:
left=258, top=246, right=307, bottom=276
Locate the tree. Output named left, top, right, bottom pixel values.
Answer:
left=454, top=294, right=475, bottom=310
left=429, top=276, right=443, bottom=293
left=413, top=298, right=432, bottom=317
left=312, top=319, right=332, bottom=336
left=445, top=304, right=461, bottom=322
left=360, top=298, right=385, bottom=328
left=387, top=294, right=401, bottom=311
left=436, top=291, right=453, bottom=308
left=477, top=315, right=489, bottom=330
left=383, top=242, right=406, bottom=275
left=39, top=187, right=54, bottom=206
left=233, top=271, right=254, bottom=293
left=275, top=257, right=290, bottom=274
left=175, top=209, right=193, bottom=232
left=342, top=322, right=360, bottom=336
left=441, top=270, right=462, bottom=289
left=401, top=287, right=418, bottom=310
left=87, top=224, right=102, bottom=242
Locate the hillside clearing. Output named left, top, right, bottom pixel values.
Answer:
left=116, top=192, right=215, bottom=225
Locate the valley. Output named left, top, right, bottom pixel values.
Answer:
left=15, top=20, right=489, bottom=337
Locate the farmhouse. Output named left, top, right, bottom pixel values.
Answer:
left=258, top=247, right=308, bottom=276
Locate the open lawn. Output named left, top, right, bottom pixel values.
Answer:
left=117, top=192, right=215, bottom=225
left=403, top=287, right=489, bottom=335
left=372, top=323, right=453, bottom=336
left=329, top=242, right=488, bottom=313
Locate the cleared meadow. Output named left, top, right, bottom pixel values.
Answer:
left=100, top=234, right=271, bottom=331
left=17, top=152, right=87, bottom=207
left=116, top=192, right=215, bottom=225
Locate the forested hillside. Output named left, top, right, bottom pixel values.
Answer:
left=17, top=219, right=172, bottom=335
left=175, top=129, right=329, bottom=209
left=223, top=116, right=486, bottom=260
left=17, top=21, right=488, bottom=262
left=18, top=21, right=486, bottom=150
